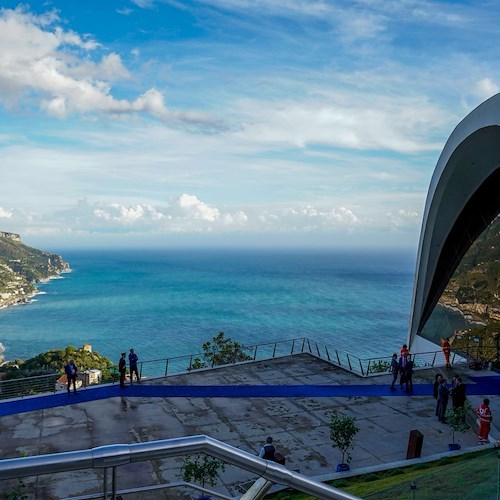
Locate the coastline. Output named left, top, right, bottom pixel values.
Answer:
left=0, top=267, right=71, bottom=310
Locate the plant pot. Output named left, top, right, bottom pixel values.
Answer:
left=448, top=443, right=461, bottom=451
left=336, top=463, right=350, bottom=472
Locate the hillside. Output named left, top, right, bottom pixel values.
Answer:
left=439, top=216, right=499, bottom=325
left=0, top=232, right=70, bottom=309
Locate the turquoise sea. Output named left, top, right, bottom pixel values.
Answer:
left=0, top=248, right=418, bottom=363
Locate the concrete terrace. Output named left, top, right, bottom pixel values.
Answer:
left=0, top=353, right=499, bottom=499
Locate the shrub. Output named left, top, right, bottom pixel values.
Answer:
left=328, top=410, right=359, bottom=465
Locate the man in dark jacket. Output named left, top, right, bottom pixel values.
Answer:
left=451, top=375, right=466, bottom=408
left=129, top=348, right=140, bottom=383
left=64, top=360, right=78, bottom=394
left=119, top=353, right=127, bottom=388
left=390, top=353, right=399, bottom=390
left=258, top=437, right=276, bottom=461
left=403, top=354, right=414, bottom=392
left=437, top=378, right=449, bottom=422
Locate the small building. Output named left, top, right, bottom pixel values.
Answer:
left=55, top=369, right=101, bottom=391
left=80, top=369, right=102, bottom=386
left=55, top=374, right=83, bottom=392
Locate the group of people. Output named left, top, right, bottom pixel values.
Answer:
left=63, top=348, right=141, bottom=393
left=390, top=342, right=493, bottom=445
left=433, top=373, right=493, bottom=444
left=118, top=348, right=141, bottom=387
left=433, top=373, right=466, bottom=423
left=389, top=344, right=414, bottom=392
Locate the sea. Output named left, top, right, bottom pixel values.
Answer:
left=0, top=248, right=423, bottom=364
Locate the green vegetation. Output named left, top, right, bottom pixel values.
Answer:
left=265, top=449, right=497, bottom=499
left=190, top=332, right=253, bottom=370
left=445, top=217, right=499, bottom=311
left=0, top=232, right=69, bottom=309
left=180, top=454, right=226, bottom=492
left=439, top=217, right=500, bottom=365
left=0, top=345, right=115, bottom=382
left=367, top=360, right=390, bottom=374
left=328, top=411, right=360, bottom=466
left=446, top=404, right=471, bottom=445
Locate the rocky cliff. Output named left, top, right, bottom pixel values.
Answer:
left=0, top=233, right=70, bottom=309
left=439, top=216, right=499, bottom=325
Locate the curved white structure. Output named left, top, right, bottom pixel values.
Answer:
left=409, top=94, right=500, bottom=350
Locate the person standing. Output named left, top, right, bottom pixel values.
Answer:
left=451, top=375, right=466, bottom=409
left=477, top=398, right=492, bottom=445
left=129, top=348, right=140, bottom=383
left=258, top=437, right=276, bottom=461
left=64, top=359, right=78, bottom=394
left=400, top=344, right=410, bottom=359
left=437, top=378, right=449, bottom=423
left=119, top=352, right=127, bottom=388
left=399, top=352, right=408, bottom=388
left=404, top=354, right=414, bottom=393
left=390, top=353, right=399, bottom=390
left=433, top=373, right=443, bottom=416
left=441, top=337, right=451, bottom=369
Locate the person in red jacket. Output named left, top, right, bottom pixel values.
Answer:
left=400, top=344, right=410, bottom=358
left=477, top=398, right=492, bottom=444
left=441, top=337, right=451, bottom=369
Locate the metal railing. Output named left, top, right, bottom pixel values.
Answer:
left=0, top=337, right=488, bottom=401
left=0, top=435, right=360, bottom=500
left=302, top=339, right=470, bottom=376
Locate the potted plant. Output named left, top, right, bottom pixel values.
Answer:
left=446, top=403, right=471, bottom=451
left=328, top=410, right=359, bottom=472
left=180, top=454, right=226, bottom=499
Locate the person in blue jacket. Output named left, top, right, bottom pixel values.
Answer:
left=64, top=359, right=78, bottom=394
left=129, top=348, right=140, bottom=383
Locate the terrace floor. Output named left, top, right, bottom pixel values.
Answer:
left=0, top=353, right=498, bottom=499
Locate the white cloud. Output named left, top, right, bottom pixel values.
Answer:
left=0, top=207, right=13, bottom=218
left=0, top=7, right=214, bottom=126
left=475, top=78, right=499, bottom=101
left=233, top=92, right=446, bottom=153
left=384, top=209, right=421, bottom=230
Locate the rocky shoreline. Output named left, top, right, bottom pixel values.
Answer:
left=0, top=232, right=70, bottom=310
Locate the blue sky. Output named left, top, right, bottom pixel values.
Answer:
left=0, top=1, right=499, bottom=250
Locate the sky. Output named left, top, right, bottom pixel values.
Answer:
left=0, top=0, right=499, bottom=251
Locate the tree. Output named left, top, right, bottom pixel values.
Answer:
left=180, top=454, right=225, bottom=498
left=446, top=403, right=471, bottom=445
left=328, top=411, right=359, bottom=466
left=190, top=332, right=252, bottom=370
left=0, top=345, right=115, bottom=382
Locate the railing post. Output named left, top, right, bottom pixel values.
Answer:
left=347, top=353, right=352, bottom=372
left=366, top=360, right=371, bottom=375
left=359, top=359, right=364, bottom=376
left=336, top=350, right=341, bottom=365
left=291, top=339, right=295, bottom=355
left=301, top=338, right=306, bottom=352
left=315, top=343, right=321, bottom=357
left=306, top=339, right=312, bottom=353
left=325, top=346, right=331, bottom=362
left=188, top=355, right=193, bottom=371
left=164, top=358, right=169, bottom=377
left=112, top=465, right=117, bottom=499
left=272, top=343, right=277, bottom=358
left=253, top=346, right=257, bottom=361
left=103, top=467, right=108, bottom=499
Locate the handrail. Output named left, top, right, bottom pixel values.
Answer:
left=0, top=435, right=360, bottom=500
left=1, top=337, right=489, bottom=401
